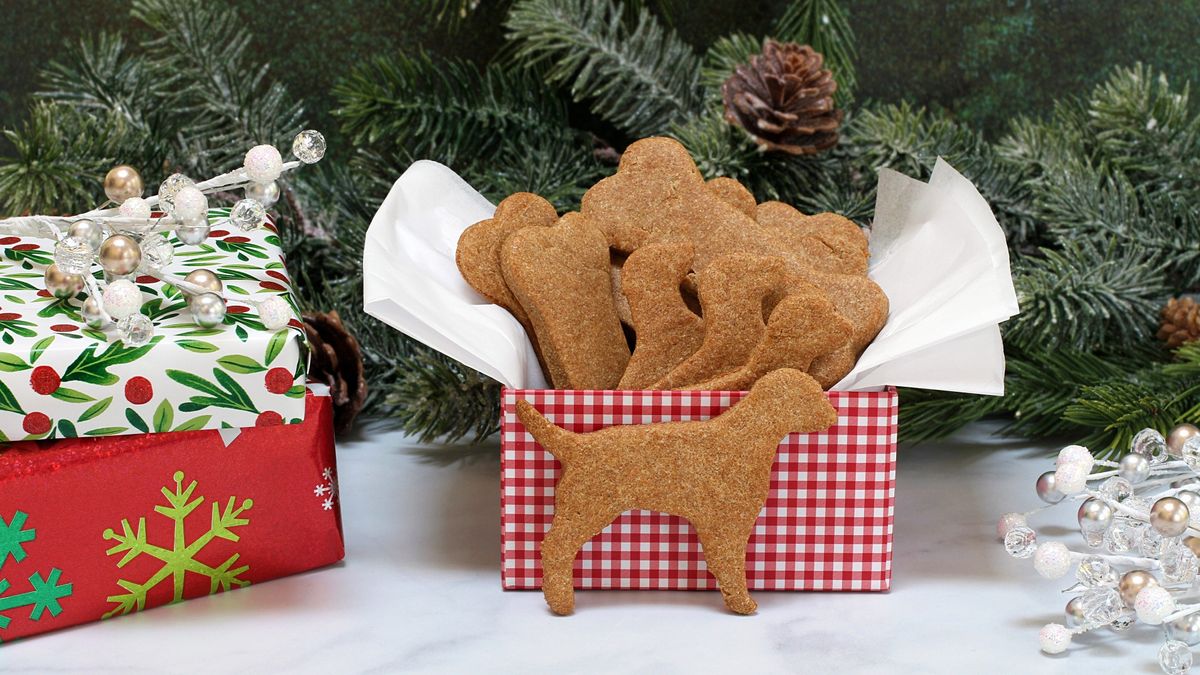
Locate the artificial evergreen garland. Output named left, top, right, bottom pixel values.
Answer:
left=2, top=0, right=1197, bottom=450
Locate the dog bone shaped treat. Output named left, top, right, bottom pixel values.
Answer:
left=500, top=212, right=631, bottom=389
left=756, top=201, right=869, bottom=276
left=617, top=242, right=705, bottom=390
left=517, top=368, right=838, bottom=615
left=689, top=288, right=852, bottom=391
left=582, top=137, right=887, bottom=363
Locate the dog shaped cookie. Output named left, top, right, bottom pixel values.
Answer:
left=516, top=368, right=838, bottom=615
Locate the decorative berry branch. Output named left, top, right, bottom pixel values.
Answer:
left=0, top=131, right=326, bottom=346
left=999, top=425, right=1200, bottom=673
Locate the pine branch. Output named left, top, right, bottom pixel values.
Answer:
left=774, top=0, right=857, bottom=103
left=700, top=33, right=762, bottom=93
left=504, top=0, right=704, bottom=137
left=1004, top=239, right=1168, bottom=353
left=334, top=52, right=604, bottom=210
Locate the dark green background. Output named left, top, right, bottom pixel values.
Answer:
left=2, top=0, right=1198, bottom=140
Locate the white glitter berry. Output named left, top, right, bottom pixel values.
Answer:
left=1034, top=541, right=1073, bottom=580
left=172, top=186, right=208, bottom=224
left=244, top=144, right=283, bottom=184
left=119, top=197, right=152, bottom=220
left=257, top=295, right=293, bottom=330
left=1054, top=462, right=1089, bottom=495
left=997, top=512, right=1027, bottom=539
left=1057, top=445, right=1095, bottom=473
left=102, top=279, right=143, bottom=320
left=1135, top=584, right=1176, bottom=625
left=1039, top=623, right=1071, bottom=654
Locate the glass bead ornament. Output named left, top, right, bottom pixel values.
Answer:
left=1101, top=476, right=1134, bottom=501
left=1162, top=545, right=1200, bottom=584
left=1161, top=640, right=1194, bottom=675
left=1111, top=609, right=1137, bottom=631
left=172, top=186, right=208, bottom=224
left=138, top=233, right=174, bottom=270
left=102, top=279, right=143, bottom=319
left=1004, top=526, right=1037, bottom=558
left=292, top=129, right=326, bottom=164
left=1078, top=498, right=1114, bottom=547
left=53, top=236, right=92, bottom=276
left=116, top=313, right=154, bottom=347
left=118, top=197, right=152, bottom=220
left=1076, top=556, right=1116, bottom=587
left=1184, top=437, right=1200, bottom=471
left=230, top=198, right=266, bottom=231
left=257, top=295, right=292, bottom=330
left=244, top=144, right=283, bottom=184
left=1080, top=586, right=1125, bottom=625
left=1104, top=520, right=1143, bottom=554
left=1134, top=428, right=1170, bottom=463
left=158, top=173, right=195, bottom=215
left=245, top=181, right=279, bottom=207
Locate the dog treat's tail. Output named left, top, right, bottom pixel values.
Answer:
left=516, top=400, right=581, bottom=464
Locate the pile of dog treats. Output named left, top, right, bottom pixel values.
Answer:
left=456, top=137, right=888, bottom=392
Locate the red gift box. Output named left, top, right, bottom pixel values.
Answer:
left=0, top=390, right=344, bottom=642
left=501, top=387, right=897, bottom=591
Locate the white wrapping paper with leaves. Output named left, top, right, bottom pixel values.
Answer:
left=0, top=209, right=307, bottom=441
left=363, top=159, right=1018, bottom=395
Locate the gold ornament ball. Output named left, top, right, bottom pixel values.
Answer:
left=1119, top=570, right=1158, bottom=606
left=103, top=165, right=144, bottom=203
left=1169, top=423, right=1200, bottom=456
left=43, top=264, right=84, bottom=299
left=183, top=269, right=223, bottom=299
left=98, top=234, right=142, bottom=276
left=1186, top=536, right=1200, bottom=558
left=1151, top=496, right=1192, bottom=537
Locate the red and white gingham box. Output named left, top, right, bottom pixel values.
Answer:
left=500, top=387, right=898, bottom=592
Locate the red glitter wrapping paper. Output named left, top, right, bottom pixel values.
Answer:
left=501, top=387, right=897, bottom=592
left=0, top=389, right=343, bottom=642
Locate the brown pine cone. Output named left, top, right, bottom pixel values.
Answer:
left=1159, top=296, right=1200, bottom=348
left=303, top=310, right=367, bottom=434
left=721, top=41, right=843, bottom=155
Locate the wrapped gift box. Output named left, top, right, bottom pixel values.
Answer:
left=0, top=208, right=307, bottom=441
left=501, top=387, right=897, bottom=591
left=0, top=389, right=343, bottom=642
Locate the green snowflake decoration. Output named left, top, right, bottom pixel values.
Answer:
left=102, top=471, right=253, bottom=619
left=0, top=511, right=73, bottom=638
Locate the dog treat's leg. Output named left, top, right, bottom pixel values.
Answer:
left=541, top=501, right=621, bottom=616
left=694, top=521, right=757, bottom=615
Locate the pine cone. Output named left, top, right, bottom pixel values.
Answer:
left=721, top=41, right=843, bottom=155
left=1159, top=296, right=1200, bottom=348
left=303, top=310, right=367, bottom=434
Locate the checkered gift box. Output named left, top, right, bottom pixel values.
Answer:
left=500, top=387, right=898, bottom=592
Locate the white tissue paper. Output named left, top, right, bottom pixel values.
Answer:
left=363, top=158, right=1018, bottom=394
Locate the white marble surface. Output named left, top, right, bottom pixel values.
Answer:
left=0, top=423, right=1173, bottom=673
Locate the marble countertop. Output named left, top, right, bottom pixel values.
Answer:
left=1, top=423, right=1168, bottom=673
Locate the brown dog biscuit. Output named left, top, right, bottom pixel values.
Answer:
left=609, top=255, right=634, bottom=328
left=501, top=213, right=631, bottom=389
left=757, top=201, right=869, bottom=276
left=706, top=177, right=757, bottom=219
left=653, top=253, right=816, bottom=390
left=517, top=368, right=838, bottom=615
left=456, top=192, right=559, bottom=321
left=617, top=242, right=705, bottom=390
left=690, top=289, right=852, bottom=391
